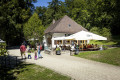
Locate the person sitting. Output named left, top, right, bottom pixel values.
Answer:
left=89, top=44, right=92, bottom=48
left=79, top=45, right=82, bottom=50
left=63, top=44, right=66, bottom=50
left=87, top=44, right=90, bottom=48
left=94, top=44, right=99, bottom=50
left=91, top=44, right=94, bottom=48
left=83, top=44, right=87, bottom=51
left=94, top=44, right=97, bottom=48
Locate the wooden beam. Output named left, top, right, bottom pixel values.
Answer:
left=77, top=40, right=78, bottom=45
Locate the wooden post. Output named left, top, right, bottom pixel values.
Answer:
left=77, top=40, right=78, bottom=45
left=62, top=40, right=63, bottom=45
left=82, top=40, right=83, bottom=50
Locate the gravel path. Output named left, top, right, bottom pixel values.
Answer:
left=9, top=49, right=120, bottom=80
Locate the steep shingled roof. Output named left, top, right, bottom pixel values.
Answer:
left=44, top=15, right=88, bottom=34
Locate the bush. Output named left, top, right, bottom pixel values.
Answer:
left=90, top=27, right=100, bottom=35
left=56, top=47, right=60, bottom=51
left=0, top=42, right=7, bottom=56
left=102, top=45, right=108, bottom=50
left=30, top=41, right=35, bottom=48
left=101, top=27, right=111, bottom=40
left=90, top=27, right=111, bottom=40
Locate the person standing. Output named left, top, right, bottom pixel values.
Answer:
left=37, top=44, right=43, bottom=58
left=34, top=51, right=37, bottom=60
left=20, top=43, right=26, bottom=59
left=28, top=50, right=32, bottom=59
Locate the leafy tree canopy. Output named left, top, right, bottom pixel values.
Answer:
left=23, top=13, right=44, bottom=42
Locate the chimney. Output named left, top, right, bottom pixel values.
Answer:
left=52, top=19, right=55, bottom=24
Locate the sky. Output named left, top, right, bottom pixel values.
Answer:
left=33, top=0, right=65, bottom=7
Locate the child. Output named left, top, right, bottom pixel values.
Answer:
left=34, top=51, right=37, bottom=60
left=28, top=50, right=32, bottom=59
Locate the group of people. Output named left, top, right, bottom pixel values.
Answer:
left=20, top=43, right=43, bottom=60
left=80, top=44, right=99, bottom=50
left=55, top=43, right=99, bottom=51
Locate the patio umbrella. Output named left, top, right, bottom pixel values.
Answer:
left=65, top=30, right=107, bottom=40
left=0, top=39, right=5, bottom=43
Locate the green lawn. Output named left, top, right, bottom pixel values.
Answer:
left=1, top=63, right=70, bottom=80
left=89, top=35, right=120, bottom=45
left=89, top=40, right=117, bottom=45
left=75, top=48, right=120, bottom=66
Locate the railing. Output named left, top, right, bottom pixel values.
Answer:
left=0, top=56, right=18, bottom=69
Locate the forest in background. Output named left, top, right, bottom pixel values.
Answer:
left=0, top=0, right=120, bottom=46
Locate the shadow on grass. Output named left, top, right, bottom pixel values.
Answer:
left=0, top=55, right=33, bottom=80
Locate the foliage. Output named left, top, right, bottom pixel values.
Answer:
left=64, top=0, right=120, bottom=35
left=75, top=48, right=120, bottom=66
left=35, top=6, right=47, bottom=26
left=35, top=0, right=67, bottom=26
left=90, top=27, right=100, bottom=35
left=23, top=13, right=45, bottom=42
left=101, top=27, right=111, bottom=40
left=102, top=45, right=108, bottom=50
left=1, top=0, right=120, bottom=46
left=0, top=0, right=37, bottom=45
left=0, top=42, right=7, bottom=56
left=112, top=35, right=120, bottom=45
left=56, top=47, right=60, bottom=51
left=29, top=41, right=35, bottom=48
left=90, top=40, right=117, bottom=45
left=90, top=27, right=111, bottom=40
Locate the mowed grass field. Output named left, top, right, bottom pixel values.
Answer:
left=75, top=48, right=120, bottom=66
left=1, top=63, right=70, bottom=80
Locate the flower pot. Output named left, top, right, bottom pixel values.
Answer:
left=56, top=50, right=61, bottom=55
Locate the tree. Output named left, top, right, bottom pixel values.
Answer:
left=0, top=0, right=37, bottom=45
left=101, top=27, right=111, bottom=40
left=90, top=27, right=100, bottom=35
left=35, top=6, right=47, bottom=26
left=90, top=27, right=111, bottom=40
left=23, top=13, right=44, bottom=42
left=43, top=0, right=66, bottom=26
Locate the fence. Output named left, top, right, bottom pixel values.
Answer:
left=0, top=56, right=18, bottom=69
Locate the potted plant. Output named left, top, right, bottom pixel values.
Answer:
left=56, top=47, right=61, bottom=55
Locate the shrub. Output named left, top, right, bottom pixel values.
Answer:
left=90, top=27, right=111, bottom=40
left=56, top=47, right=60, bottom=51
left=0, top=42, right=7, bottom=56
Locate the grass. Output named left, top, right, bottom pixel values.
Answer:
left=89, top=35, right=120, bottom=45
left=1, top=63, right=70, bottom=80
left=89, top=40, right=117, bottom=45
left=75, top=48, right=120, bottom=66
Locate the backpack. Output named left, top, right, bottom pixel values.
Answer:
left=40, top=46, right=42, bottom=50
